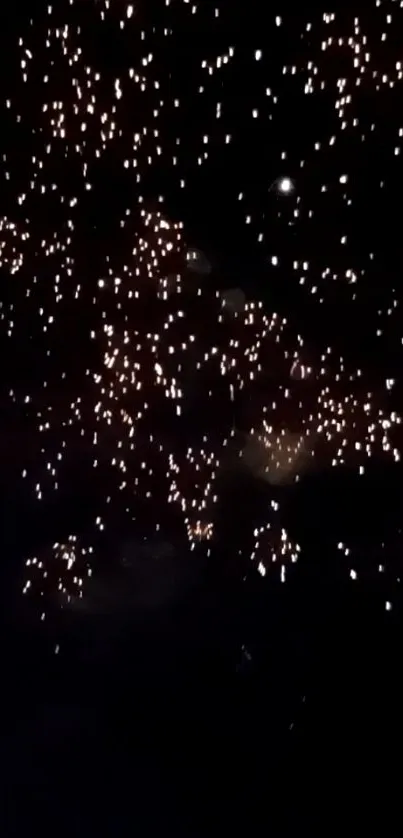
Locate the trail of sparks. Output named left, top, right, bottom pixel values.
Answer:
left=0, top=1, right=401, bottom=621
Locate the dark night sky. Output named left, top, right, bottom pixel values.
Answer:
left=1, top=2, right=403, bottom=835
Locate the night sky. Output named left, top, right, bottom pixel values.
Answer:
left=1, top=2, right=403, bottom=835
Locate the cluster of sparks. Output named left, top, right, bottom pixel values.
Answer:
left=0, top=0, right=402, bottom=620
left=22, top=536, right=93, bottom=619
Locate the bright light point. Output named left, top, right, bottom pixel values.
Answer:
left=278, top=177, right=293, bottom=194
